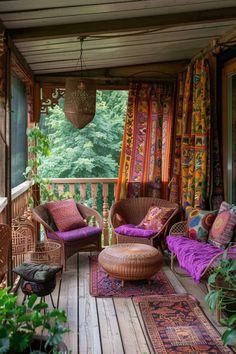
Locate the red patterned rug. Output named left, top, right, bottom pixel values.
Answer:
left=134, top=294, right=234, bottom=354
left=90, top=255, right=175, bottom=297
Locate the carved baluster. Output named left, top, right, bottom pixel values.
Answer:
left=80, top=183, right=86, bottom=204
left=47, top=183, right=53, bottom=201
left=58, top=184, right=64, bottom=197
left=103, top=183, right=109, bottom=246
left=112, top=182, right=118, bottom=244
left=91, top=184, right=98, bottom=227
left=69, top=184, right=75, bottom=198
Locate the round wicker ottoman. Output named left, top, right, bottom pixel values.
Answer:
left=98, top=243, right=163, bottom=285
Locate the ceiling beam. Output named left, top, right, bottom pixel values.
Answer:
left=8, top=7, right=236, bottom=41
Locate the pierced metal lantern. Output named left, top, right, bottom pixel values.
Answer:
left=64, top=78, right=96, bottom=129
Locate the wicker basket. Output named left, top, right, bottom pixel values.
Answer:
left=25, top=241, right=62, bottom=267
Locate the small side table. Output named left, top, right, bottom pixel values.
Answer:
left=13, top=263, right=63, bottom=309
left=98, top=243, right=163, bottom=286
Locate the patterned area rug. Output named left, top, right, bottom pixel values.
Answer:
left=89, top=255, right=175, bottom=297
left=134, top=294, right=234, bottom=354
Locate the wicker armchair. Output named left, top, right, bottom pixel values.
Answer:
left=168, top=221, right=236, bottom=282
left=110, top=197, right=179, bottom=250
left=32, top=203, right=102, bottom=270
left=0, top=224, right=11, bottom=286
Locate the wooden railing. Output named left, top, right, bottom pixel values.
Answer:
left=47, top=178, right=118, bottom=246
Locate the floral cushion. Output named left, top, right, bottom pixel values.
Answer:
left=208, top=201, right=236, bottom=248
left=115, top=224, right=157, bottom=238
left=138, top=206, right=174, bottom=231
left=45, top=199, right=87, bottom=232
left=187, top=208, right=217, bottom=242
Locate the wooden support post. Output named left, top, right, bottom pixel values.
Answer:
left=102, top=183, right=109, bottom=246
left=5, top=37, right=12, bottom=285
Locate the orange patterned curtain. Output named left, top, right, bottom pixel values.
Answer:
left=181, top=58, right=211, bottom=209
left=170, top=58, right=212, bottom=209
left=116, top=82, right=174, bottom=200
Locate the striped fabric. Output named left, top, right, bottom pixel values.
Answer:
left=116, top=82, right=174, bottom=200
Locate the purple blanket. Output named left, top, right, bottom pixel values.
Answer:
left=167, top=236, right=226, bottom=282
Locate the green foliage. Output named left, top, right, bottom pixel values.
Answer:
left=0, top=288, right=69, bottom=353
left=205, top=255, right=236, bottom=346
left=39, top=90, right=127, bottom=179
left=25, top=127, right=75, bottom=205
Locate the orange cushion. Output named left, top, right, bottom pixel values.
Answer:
left=45, top=199, right=87, bottom=232
left=138, top=205, right=174, bottom=231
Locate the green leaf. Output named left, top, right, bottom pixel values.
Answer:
left=0, top=337, right=10, bottom=354
left=208, top=273, right=217, bottom=285
left=205, top=290, right=220, bottom=312
left=33, top=302, right=48, bottom=311
left=27, top=294, right=37, bottom=308
left=226, top=313, right=236, bottom=326
left=222, top=327, right=236, bottom=345
left=10, top=332, right=31, bottom=352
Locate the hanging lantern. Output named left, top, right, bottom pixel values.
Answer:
left=64, top=37, right=96, bottom=129
left=64, top=78, right=96, bottom=129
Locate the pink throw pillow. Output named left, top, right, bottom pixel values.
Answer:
left=138, top=206, right=174, bottom=231
left=208, top=201, right=236, bottom=248
left=45, top=199, right=87, bottom=232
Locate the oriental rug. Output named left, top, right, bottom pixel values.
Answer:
left=90, top=255, right=175, bottom=297
left=134, top=294, right=234, bottom=354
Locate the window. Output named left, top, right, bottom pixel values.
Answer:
left=11, top=75, right=27, bottom=188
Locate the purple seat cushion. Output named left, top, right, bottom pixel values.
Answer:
left=115, top=224, right=157, bottom=238
left=166, top=235, right=224, bottom=283
left=48, top=226, right=102, bottom=242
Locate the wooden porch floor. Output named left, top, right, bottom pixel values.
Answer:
left=53, top=252, right=234, bottom=354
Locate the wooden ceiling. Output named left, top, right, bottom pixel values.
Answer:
left=1, top=0, right=236, bottom=75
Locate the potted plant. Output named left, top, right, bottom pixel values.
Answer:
left=0, top=288, right=69, bottom=353
left=205, top=254, right=236, bottom=345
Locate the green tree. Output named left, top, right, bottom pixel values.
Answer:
left=39, top=90, right=128, bottom=179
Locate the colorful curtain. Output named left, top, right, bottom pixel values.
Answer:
left=169, top=73, right=184, bottom=204
left=181, top=58, right=211, bottom=209
left=116, top=82, right=174, bottom=200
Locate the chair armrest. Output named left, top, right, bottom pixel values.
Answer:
left=77, top=203, right=103, bottom=229
left=32, top=209, right=55, bottom=234
left=169, top=221, right=188, bottom=237
left=109, top=202, right=124, bottom=230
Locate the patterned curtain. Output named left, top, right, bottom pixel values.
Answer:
left=181, top=58, right=211, bottom=209
left=116, top=82, right=174, bottom=200
left=169, top=73, right=184, bottom=204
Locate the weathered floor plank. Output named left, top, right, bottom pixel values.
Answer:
left=79, top=253, right=102, bottom=354
left=114, top=297, right=150, bottom=354
left=97, top=297, right=124, bottom=354
left=60, top=254, right=78, bottom=353
left=17, top=252, right=234, bottom=354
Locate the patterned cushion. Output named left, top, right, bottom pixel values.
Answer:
left=46, top=199, right=87, bottom=232
left=115, top=224, right=157, bottom=238
left=48, top=226, right=102, bottom=242
left=138, top=206, right=174, bottom=231
left=208, top=201, right=236, bottom=248
left=187, top=208, right=217, bottom=242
